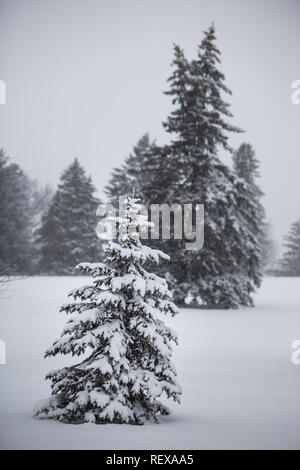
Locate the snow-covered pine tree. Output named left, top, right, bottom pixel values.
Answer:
left=36, top=158, right=102, bottom=274
left=278, top=219, right=300, bottom=276
left=33, top=195, right=181, bottom=424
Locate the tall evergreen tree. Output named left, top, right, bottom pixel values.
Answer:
left=160, top=24, right=262, bottom=307
left=278, top=219, right=300, bottom=276
left=34, top=195, right=181, bottom=424
left=36, top=159, right=102, bottom=274
left=0, top=149, right=33, bottom=275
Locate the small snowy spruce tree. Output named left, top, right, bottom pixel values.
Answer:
left=33, top=195, right=181, bottom=424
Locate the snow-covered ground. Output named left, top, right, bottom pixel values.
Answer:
left=0, top=276, right=299, bottom=449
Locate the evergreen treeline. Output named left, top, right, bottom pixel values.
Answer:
left=3, top=23, right=296, bottom=307
left=0, top=154, right=103, bottom=277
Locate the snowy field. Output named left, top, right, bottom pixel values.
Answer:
left=0, top=276, right=300, bottom=450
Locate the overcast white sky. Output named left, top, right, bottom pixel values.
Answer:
left=0, top=0, right=299, bottom=252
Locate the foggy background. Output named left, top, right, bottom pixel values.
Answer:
left=0, top=0, right=299, bottom=253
